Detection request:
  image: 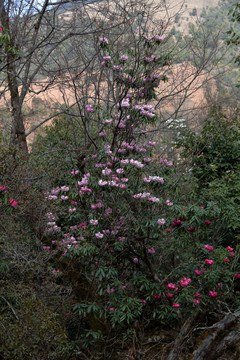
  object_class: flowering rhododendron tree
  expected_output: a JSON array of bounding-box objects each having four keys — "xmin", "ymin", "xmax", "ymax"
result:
[{"xmin": 42, "ymin": 36, "xmax": 240, "ymax": 352}]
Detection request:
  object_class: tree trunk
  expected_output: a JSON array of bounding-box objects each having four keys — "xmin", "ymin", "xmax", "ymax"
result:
[
  {"xmin": 1, "ymin": 6, "xmax": 28, "ymax": 155},
  {"xmin": 192, "ymin": 311, "xmax": 240, "ymax": 360}
]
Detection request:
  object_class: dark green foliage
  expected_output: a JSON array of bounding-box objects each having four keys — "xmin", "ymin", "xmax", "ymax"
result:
[{"xmin": 177, "ymin": 108, "xmax": 240, "ymax": 246}]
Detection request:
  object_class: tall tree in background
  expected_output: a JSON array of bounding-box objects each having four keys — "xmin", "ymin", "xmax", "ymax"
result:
[
  {"xmin": 0, "ymin": 0, "xmax": 134, "ymax": 153},
  {"xmin": 0, "ymin": 0, "xmax": 231, "ymax": 154}
]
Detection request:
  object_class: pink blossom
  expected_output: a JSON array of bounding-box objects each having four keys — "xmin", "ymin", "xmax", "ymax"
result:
[
  {"xmin": 96, "ymin": 200, "xmax": 103, "ymax": 208},
  {"xmin": 194, "ymin": 292, "xmax": 201, "ymax": 298},
  {"xmin": 187, "ymin": 226, "xmax": 195, "ymax": 232},
  {"xmin": 224, "ymin": 257, "xmax": 230, "ymax": 263},
  {"xmin": 205, "ymin": 259, "xmax": 214, "ymax": 265},
  {"xmin": 154, "ymin": 293, "xmax": 161, "ymax": 299},
  {"xmin": 120, "ymin": 55, "xmax": 128, "ymax": 61},
  {"xmin": 148, "ymin": 247, "xmax": 155, "ymax": 254},
  {"xmin": 194, "ymin": 269, "xmax": 203, "ymax": 276},
  {"xmin": 68, "ymin": 208, "xmax": 76, "ymax": 213},
  {"xmin": 90, "ymin": 219, "xmax": 98, "ymax": 225},
  {"xmin": 122, "ymin": 285, "xmax": 127, "ymax": 290},
  {"xmin": 226, "ymin": 246, "xmax": 234, "ymax": 252},
  {"xmin": 204, "ymin": 244, "xmax": 214, "ymax": 251},
  {"xmin": 140, "ymin": 299, "xmax": 147, "ymax": 304},
  {"xmin": 133, "ymin": 257, "xmax": 139, "ymax": 263},
  {"xmin": 60, "ymin": 195, "xmax": 68, "ymax": 200},
  {"xmin": 99, "ymin": 37, "xmax": 108, "ymax": 44},
  {"xmin": 98, "ymin": 180, "xmax": 108, "ymax": 186},
  {"xmin": 166, "ymin": 228, "xmax": 172, "ymax": 233},
  {"xmin": 98, "ymin": 131, "xmax": 106, "ymax": 137},
  {"xmin": 51, "ymin": 188, "xmax": 60, "ymax": 195},
  {"xmin": 52, "ymin": 269, "xmax": 60, "ymax": 275},
  {"xmin": 120, "ymin": 159, "xmax": 129, "ymax": 165},
  {"xmin": 118, "ymin": 237, "xmax": 126, "ymax": 242},
  {"xmin": 121, "ymin": 98, "xmax": 130, "ymax": 108},
  {"xmin": 171, "ymin": 218, "xmax": 182, "ymax": 226},
  {"xmin": 106, "ymin": 288, "xmax": 114, "ymax": 294},
  {"xmin": 154, "ymin": 34, "xmax": 164, "ymax": 42},
  {"xmin": 166, "ymin": 199, "xmax": 173, "ymax": 206},
  {"xmin": 157, "ymin": 218, "xmax": 166, "ymax": 225},
  {"xmin": 102, "ymin": 168, "xmax": 112, "ymax": 176},
  {"xmin": 105, "ymin": 207, "xmax": 112, "ymax": 216},
  {"xmin": 167, "ymin": 283, "xmax": 176, "ymax": 289},
  {"xmin": 180, "ymin": 277, "xmax": 191, "ymax": 287},
  {"xmin": 86, "ymin": 104, "xmax": 94, "ymax": 112},
  {"xmin": 148, "ymin": 197, "xmax": 160, "ymax": 203},
  {"xmin": 103, "ymin": 55, "xmax": 111, "ymax": 61},
  {"xmin": 112, "ymin": 65, "xmax": 123, "ymax": 71},
  {"xmin": 109, "ymin": 307, "xmax": 117, "ymax": 311},
  {"xmin": 79, "ymin": 186, "xmax": 92, "ymax": 195},
  {"xmin": 209, "ymin": 290, "xmax": 218, "ymax": 297},
  {"xmin": 194, "ymin": 299, "xmax": 200, "ymax": 305},
  {"xmin": 8, "ymin": 199, "xmax": 18, "ymax": 208},
  {"xmin": 204, "ymin": 220, "xmax": 212, "ymax": 225},
  {"xmin": 71, "ymin": 169, "xmax": 79, "ymax": 175},
  {"xmin": 95, "ymin": 232, "xmax": 104, "ymax": 239},
  {"xmin": 166, "ymin": 293, "xmax": 174, "ymax": 298},
  {"xmin": 172, "ymin": 304, "xmax": 180, "ymax": 308},
  {"xmin": 234, "ymin": 273, "xmax": 240, "ymax": 279},
  {"xmin": 0, "ymin": 185, "xmax": 7, "ymax": 191}
]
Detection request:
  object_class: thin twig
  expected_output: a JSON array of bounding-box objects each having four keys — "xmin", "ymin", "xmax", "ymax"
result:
[{"xmin": 1, "ymin": 296, "xmax": 19, "ymax": 320}]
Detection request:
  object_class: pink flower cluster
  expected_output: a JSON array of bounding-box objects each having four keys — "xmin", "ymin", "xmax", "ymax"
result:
[
  {"xmin": 9, "ymin": 199, "xmax": 18, "ymax": 208},
  {"xmin": 78, "ymin": 173, "xmax": 90, "ymax": 185},
  {"xmin": 90, "ymin": 219, "xmax": 98, "ymax": 225},
  {"xmin": 171, "ymin": 218, "xmax": 182, "ymax": 226},
  {"xmin": 86, "ymin": 104, "xmax": 94, "ymax": 113},
  {"xmin": 71, "ymin": 169, "xmax": 80, "ymax": 175},
  {"xmin": 112, "ymin": 65, "xmax": 123, "ymax": 71},
  {"xmin": 148, "ymin": 247, "xmax": 155, "ymax": 254},
  {"xmin": 143, "ymin": 176, "xmax": 164, "ymax": 184},
  {"xmin": 160, "ymin": 158, "xmax": 173, "ymax": 167},
  {"xmin": 148, "ymin": 196, "xmax": 160, "ymax": 203},
  {"xmin": 46, "ymin": 221, "xmax": 61, "ymax": 232},
  {"xmin": 120, "ymin": 55, "xmax": 128, "ymax": 61},
  {"xmin": 144, "ymin": 55, "xmax": 158, "ymax": 63},
  {"xmin": 91, "ymin": 200, "xmax": 103, "ymax": 209},
  {"xmin": 99, "ymin": 37, "xmax": 109, "ymax": 44},
  {"xmin": 133, "ymin": 104, "xmax": 155, "ymax": 118},
  {"xmin": 204, "ymin": 244, "xmax": 214, "ymax": 251},
  {"xmin": 133, "ymin": 192, "xmax": 151, "ymax": 199},
  {"xmin": 144, "ymin": 34, "xmax": 164, "ymax": 42},
  {"xmin": 180, "ymin": 277, "xmax": 191, "ymax": 287},
  {"xmin": 166, "ymin": 199, "xmax": 173, "ymax": 206}
]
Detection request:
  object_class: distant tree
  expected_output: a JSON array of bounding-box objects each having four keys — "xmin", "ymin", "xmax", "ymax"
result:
[
  {"xmin": 190, "ymin": 8, "xmax": 197, "ymax": 16},
  {"xmin": 0, "ymin": 0, "xmax": 139, "ymax": 154}
]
